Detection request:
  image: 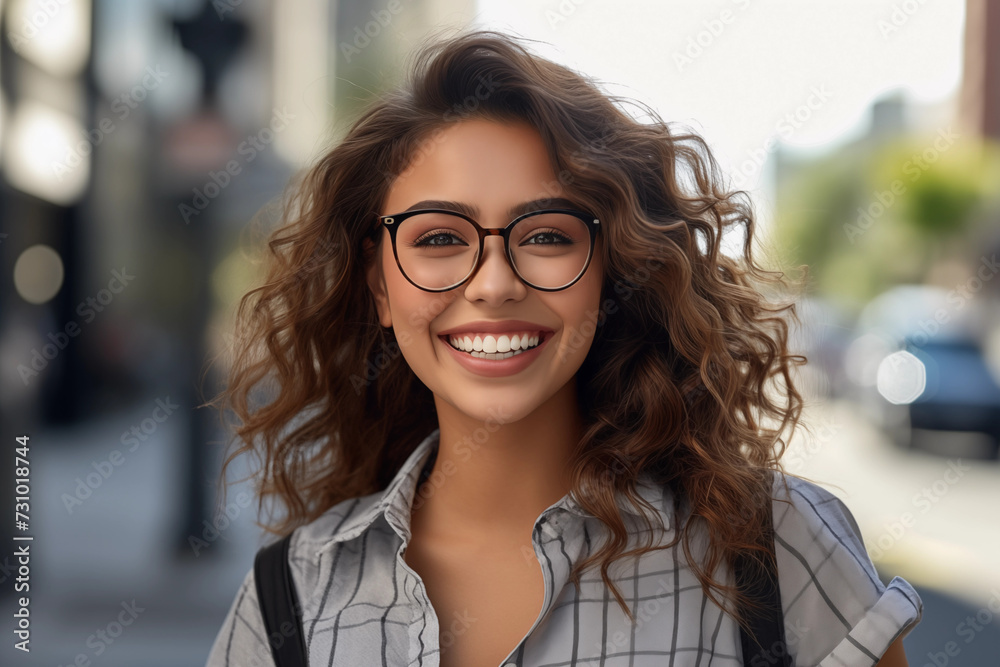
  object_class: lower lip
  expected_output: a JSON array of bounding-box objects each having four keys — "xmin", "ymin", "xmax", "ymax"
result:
[{"xmin": 439, "ymin": 333, "xmax": 552, "ymax": 377}]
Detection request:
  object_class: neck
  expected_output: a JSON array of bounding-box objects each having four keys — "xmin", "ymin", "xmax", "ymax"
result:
[{"xmin": 413, "ymin": 381, "xmax": 583, "ymax": 544}]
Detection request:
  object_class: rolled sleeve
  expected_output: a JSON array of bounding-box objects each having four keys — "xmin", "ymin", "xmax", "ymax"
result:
[{"xmin": 771, "ymin": 473, "xmax": 924, "ymax": 666}]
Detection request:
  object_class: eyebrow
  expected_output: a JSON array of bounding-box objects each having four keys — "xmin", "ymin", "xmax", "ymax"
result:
[{"xmin": 397, "ymin": 197, "xmax": 585, "ymax": 219}]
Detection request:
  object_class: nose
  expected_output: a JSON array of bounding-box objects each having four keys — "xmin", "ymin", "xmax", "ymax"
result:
[{"xmin": 461, "ymin": 235, "xmax": 527, "ymax": 304}]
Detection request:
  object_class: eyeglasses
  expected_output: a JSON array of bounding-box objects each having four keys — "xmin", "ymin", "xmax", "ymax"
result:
[{"xmin": 376, "ymin": 208, "xmax": 601, "ymax": 292}]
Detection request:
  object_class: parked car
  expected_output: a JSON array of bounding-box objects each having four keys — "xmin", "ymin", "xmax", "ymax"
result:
[
  {"xmin": 885, "ymin": 335, "xmax": 1000, "ymax": 458},
  {"xmin": 845, "ymin": 285, "xmax": 1000, "ymax": 458}
]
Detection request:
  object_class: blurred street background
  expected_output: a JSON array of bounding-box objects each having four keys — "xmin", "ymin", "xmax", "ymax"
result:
[{"xmin": 1, "ymin": 0, "xmax": 999, "ymax": 665}]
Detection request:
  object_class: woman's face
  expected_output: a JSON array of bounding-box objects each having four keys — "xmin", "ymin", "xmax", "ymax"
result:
[{"xmin": 365, "ymin": 118, "xmax": 604, "ymax": 426}]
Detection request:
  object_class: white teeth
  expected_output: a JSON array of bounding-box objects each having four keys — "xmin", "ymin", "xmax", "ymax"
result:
[{"xmin": 447, "ymin": 332, "xmax": 544, "ymax": 358}]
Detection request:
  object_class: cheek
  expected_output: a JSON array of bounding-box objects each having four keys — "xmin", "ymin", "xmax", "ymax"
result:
[
  {"xmin": 381, "ymin": 251, "xmax": 423, "ymax": 326},
  {"xmin": 390, "ymin": 285, "xmax": 458, "ymax": 335}
]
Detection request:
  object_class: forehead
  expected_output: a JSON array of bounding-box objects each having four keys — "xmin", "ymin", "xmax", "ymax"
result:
[{"xmin": 383, "ymin": 119, "xmax": 565, "ymax": 215}]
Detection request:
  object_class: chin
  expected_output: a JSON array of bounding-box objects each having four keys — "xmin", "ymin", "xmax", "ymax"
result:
[{"xmin": 442, "ymin": 390, "xmax": 535, "ymax": 427}]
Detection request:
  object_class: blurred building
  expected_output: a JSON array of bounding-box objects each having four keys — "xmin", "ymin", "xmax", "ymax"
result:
[
  {"xmin": 958, "ymin": 0, "xmax": 1000, "ymax": 140},
  {"xmin": 958, "ymin": 0, "xmax": 1000, "ymax": 309}
]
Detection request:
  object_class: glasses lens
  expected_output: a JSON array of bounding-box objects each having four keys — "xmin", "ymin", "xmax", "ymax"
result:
[
  {"xmin": 396, "ymin": 212, "xmax": 479, "ymax": 289},
  {"xmin": 395, "ymin": 211, "xmax": 592, "ymax": 290},
  {"xmin": 509, "ymin": 212, "xmax": 592, "ymax": 289}
]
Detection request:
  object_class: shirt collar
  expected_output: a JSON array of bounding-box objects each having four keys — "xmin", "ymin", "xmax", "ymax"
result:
[{"xmin": 316, "ymin": 428, "xmax": 671, "ymax": 554}]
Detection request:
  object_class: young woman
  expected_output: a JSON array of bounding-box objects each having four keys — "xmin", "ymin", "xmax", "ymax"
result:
[{"xmin": 205, "ymin": 28, "xmax": 922, "ymax": 667}]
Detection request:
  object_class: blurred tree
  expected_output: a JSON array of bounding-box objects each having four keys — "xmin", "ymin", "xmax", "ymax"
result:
[{"xmin": 770, "ymin": 129, "xmax": 1000, "ymax": 310}]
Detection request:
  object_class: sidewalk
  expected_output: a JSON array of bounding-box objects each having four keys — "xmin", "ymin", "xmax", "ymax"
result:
[{"xmin": 0, "ymin": 398, "xmax": 266, "ymax": 667}]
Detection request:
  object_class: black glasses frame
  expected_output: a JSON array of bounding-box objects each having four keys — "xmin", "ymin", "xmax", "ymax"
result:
[{"xmin": 375, "ymin": 208, "xmax": 601, "ymax": 292}]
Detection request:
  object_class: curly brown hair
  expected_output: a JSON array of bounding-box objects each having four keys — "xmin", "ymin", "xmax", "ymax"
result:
[{"xmin": 207, "ymin": 26, "xmax": 816, "ymax": 637}]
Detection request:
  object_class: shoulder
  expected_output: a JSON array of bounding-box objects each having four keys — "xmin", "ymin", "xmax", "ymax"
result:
[
  {"xmin": 284, "ymin": 490, "xmax": 394, "ymax": 617},
  {"xmin": 770, "ymin": 471, "xmax": 867, "ymax": 560},
  {"xmin": 768, "ymin": 471, "xmax": 924, "ymax": 666},
  {"xmin": 205, "ymin": 491, "xmax": 389, "ymax": 667}
]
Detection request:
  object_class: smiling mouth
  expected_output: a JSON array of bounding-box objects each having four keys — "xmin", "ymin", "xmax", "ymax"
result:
[{"xmin": 440, "ymin": 332, "xmax": 547, "ymax": 360}]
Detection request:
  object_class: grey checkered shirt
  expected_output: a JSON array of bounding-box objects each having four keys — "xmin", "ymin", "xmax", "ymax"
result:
[{"xmin": 205, "ymin": 429, "xmax": 922, "ymax": 666}]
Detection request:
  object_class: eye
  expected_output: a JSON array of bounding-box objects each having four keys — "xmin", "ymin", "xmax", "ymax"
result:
[
  {"xmin": 521, "ymin": 229, "xmax": 574, "ymax": 245},
  {"xmin": 412, "ymin": 231, "xmax": 469, "ymax": 247}
]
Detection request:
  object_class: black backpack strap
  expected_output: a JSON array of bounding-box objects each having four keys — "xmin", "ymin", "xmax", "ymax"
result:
[
  {"xmin": 735, "ymin": 478, "xmax": 792, "ymax": 667},
  {"xmin": 254, "ymin": 533, "xmax": 308, "ymax": 667}
]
